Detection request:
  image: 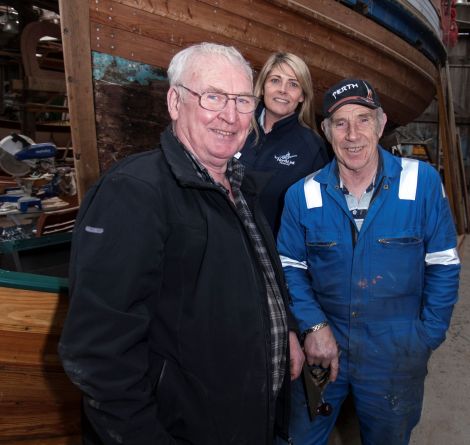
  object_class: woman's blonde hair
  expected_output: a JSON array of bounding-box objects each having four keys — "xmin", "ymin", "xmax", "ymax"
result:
[{"xmin": 255, "ymin": 52, "xmax": 317, "ymax": 131}]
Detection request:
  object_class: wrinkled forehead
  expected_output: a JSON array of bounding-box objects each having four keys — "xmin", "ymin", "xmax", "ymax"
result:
[
  {"xmin": 184, "ymin": 55, "xmax": 252, "ymax": 90},
  {"xmin": 330, "ymin": 103, "xmax": 377, "ymax": 121}
]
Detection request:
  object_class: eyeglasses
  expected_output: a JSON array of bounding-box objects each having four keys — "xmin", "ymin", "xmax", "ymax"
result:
[{"xmin": 177, "ymin": 84, "xmax": 259, "ymax": 114}]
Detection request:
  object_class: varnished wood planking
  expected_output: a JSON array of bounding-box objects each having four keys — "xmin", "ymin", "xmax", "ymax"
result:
[
  {"xmin": 91, "ymin": 0, "xmax": 436, "ymax": 125},
  {"xmin": 116, "ymin": 0, "xmax": 436, "ymax": 86},
  {"xmin": 90, "ymin": 19, "xmax": 181, "ymax": 68},
  {"xmin": 6, "ymin": 437, "xmax": 81, "ymax": 445},
  {"xmin": 0, "ymin": 288, "xmax": 66, "ymax": 335},
  {"xmin": 0, "ymin": 330, "xmax": 62, "ymax": 366},
  {"xmin": 89, "ymin": 0, "xmax": 268, "ymax": 73},
  {"xmin": 1, "ymin": 364, "xmax": 78, "ymax": 400},
  {"xmin": 100, "ymin": 0, "xmax": 432, "ymax": 89},
  {"xmin": 0, "ymin": 380, "xmax": 80, "ymax": 440},
  {"xmin": 0, "ymin": 286, "xmax": 81, "ymax": 442},
  {"xmin": 270, "ymin": 0, "xmax": 436, "ymax": 75}
]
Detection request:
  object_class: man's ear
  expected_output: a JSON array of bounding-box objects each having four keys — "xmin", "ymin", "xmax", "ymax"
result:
[
  {"xmin": 378, "ymin": 112, "xmax": 388, "ymax": 138},
  {"xmin": 167, "ymin": 87, "xmax": 180, "ymax": 120},
  {"xmin": 321, "ymin": 120, "xmax": 331, "ymax": 143}
]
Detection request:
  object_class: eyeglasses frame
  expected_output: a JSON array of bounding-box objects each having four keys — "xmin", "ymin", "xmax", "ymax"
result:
[{"xmin": 176, "ymin": 84, "xmax": 259, "ymax": 114}]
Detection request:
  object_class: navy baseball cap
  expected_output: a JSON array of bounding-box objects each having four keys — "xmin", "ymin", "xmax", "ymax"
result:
[{"xmin": 322, "ymin": 79, "xmax": 381, "ymax": 117}]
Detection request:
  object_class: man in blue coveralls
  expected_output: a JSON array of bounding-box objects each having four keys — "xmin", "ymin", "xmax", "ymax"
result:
[{"xmin": 277, "ymin": 78, "xmax": 460, "ymax": 445}]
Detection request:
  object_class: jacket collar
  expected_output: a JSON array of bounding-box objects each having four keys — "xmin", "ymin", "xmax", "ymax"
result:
[
  {"xmin": 160, "ymin": 125, "xmax": 205, "ymax": 188},
  {"xmin": 160, "ymin": 125, "xmax": 271, "ymax": 195},
  {"xmin": 256, "ymin": 105, "xmax": 299, "ymax": 134}
]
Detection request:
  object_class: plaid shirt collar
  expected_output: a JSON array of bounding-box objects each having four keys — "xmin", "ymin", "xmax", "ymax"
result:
[{"xmin": 181, "ymin": 144, "xmax": 245, "ymax": 196}]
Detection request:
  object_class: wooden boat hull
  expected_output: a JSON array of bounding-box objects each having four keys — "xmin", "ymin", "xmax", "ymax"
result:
[
  {"xmin": 0, "ymin": 275, "xmax": 81, "ymax": 443},
  {"xmin": 87, "ymin": 0, "xmax": 439, "ymax": 127},
  {"xmin": 57, "ymin": 0, "xmax": 445, "ymax": 193}
]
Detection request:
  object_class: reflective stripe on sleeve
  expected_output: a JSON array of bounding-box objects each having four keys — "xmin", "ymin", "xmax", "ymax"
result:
[
  {"xmin": 280, "ymin": 255, "xmax": 308, "ymax": 269},
  {"xmin": 425, "ymin": 248, "xmax": 460, "ymax": 266},
  {"xmin": 399, "ymin": 158, "xmax": 419, "ymax": 201},
  {"xmin": 304, "ymin": 173, "xmax": 322, "ymax": 209}
]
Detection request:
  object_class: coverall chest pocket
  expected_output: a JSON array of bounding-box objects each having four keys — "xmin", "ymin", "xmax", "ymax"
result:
[
  {"xmin": 371, "ymin": 230, "xmax": 424, "ymax": 298},
  {"xmin": 306, "ymin": 230, "xmax": 344, "ymax": 294}
]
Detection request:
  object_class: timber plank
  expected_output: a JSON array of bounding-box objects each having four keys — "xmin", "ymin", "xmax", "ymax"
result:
[
  {"xmin": 118, "ymin": 0, "xmax": 436, "ymax": 82},
  {"xmin": 0, "ymin": 286, "xmax": 81, "ymax": 442},
  {"xmin": 59, "ymin": 0, "xmax": 100, "ymax": 200},
  {"xmin": 0, "ymin": 330, "xmax": 63, "ymax": 366},
  {"xmin": 0, "ymin": 280, "xmax": 79, "ymax": 439},
  {"xmin": 89, "ymin": 0, "xmax": 269, "ymax": 68},
  {"xmin": 445, "ymin": 62, "xmax": 469, "ymax": 233},
  {"xmin": 437, "ymin": 66, "xmax": 460, "ymax": 231},
  {"xmin": 0, "ymin": 288, "xmax": 66, "ymax": 335},
  {"xmin": 0, "ymin": 364, "xmax": 78, "ymax": 404},
  {"xmin": 6, "ymin": 437, "xmax": 81, "ymax": 445},
  {"xmin": 0, "ymin": 332, "xmax": 80, "ymax": 441},
  {"xmin": 13, "ymin": 77, "xmax": 67, "ymax": 94},
  {"xmin": 91, "ymin": 0, "xmax": 431, "ymax": 125},
  {"xmin": 204, "ymin": 0, "xmax": 435, "ymax": 77},
  {"xmin": 90, "ymin": 19, "xmax": 181, "ymax": 68}
]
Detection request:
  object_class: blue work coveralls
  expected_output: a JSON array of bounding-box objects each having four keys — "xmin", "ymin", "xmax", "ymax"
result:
[{"xmin": 277, "ymin": 148, "xmax": 460, "ymax": 445}]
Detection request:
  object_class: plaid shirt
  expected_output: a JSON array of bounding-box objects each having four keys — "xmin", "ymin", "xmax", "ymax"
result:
[{"xmin": 183, "ymin": 148, "xmax": 288, "ymax": 396}]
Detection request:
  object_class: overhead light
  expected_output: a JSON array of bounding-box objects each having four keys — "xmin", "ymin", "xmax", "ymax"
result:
[{"xmin": 40, "ymin": 36, "xmax": 59, "ymax": 42}]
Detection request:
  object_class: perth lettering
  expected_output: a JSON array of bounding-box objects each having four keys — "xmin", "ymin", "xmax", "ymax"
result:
[{"xmin": 332, "ymin": 83, "xmax": 359, "ymax": 99}]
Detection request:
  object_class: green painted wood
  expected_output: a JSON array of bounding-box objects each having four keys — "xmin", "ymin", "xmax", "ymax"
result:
[{"xmin": 0, "ymin": 268, "xmax": 68, "ymax": 293}]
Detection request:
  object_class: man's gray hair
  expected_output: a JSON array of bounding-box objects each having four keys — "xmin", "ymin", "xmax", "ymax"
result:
[
  {"xmin": 167, "ymin": 42, "xmax": 253, "ymax": 86},
  {"xmin": 322, "ymin": 107, "xmax": 385, "ymax": 142}
]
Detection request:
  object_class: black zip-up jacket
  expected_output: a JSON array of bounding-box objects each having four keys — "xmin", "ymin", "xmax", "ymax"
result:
[
  {"xmin": 59, "ymin": 127, "xmax": 295, "ymax": 445},
  {"xmin": 239, "ymin": 108, "xmax": 329, "ymax": 236}
]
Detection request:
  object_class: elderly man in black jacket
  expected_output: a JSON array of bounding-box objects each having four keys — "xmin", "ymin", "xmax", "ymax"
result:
[{"xmin": 59, "ymin": 42, "xmax": 304, "ymax": 445}]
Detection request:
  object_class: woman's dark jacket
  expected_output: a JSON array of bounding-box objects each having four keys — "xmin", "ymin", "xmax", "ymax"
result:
[
  {"xmin": 239, "ymin": 108, "xmax": 329, "ymax": 235},
  {"xmin": 59, "ymin": 127, "xmax": 295, "ymax": 445}
]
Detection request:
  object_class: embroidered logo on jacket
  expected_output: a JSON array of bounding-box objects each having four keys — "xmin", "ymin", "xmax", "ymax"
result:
[{"xmin": 274, "ymin": 152, "xmax": 297, "ymax": 166}]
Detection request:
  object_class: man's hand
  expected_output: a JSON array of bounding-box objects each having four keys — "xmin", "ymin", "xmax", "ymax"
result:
[
  {"xmin": 289, "ymin": 331, "xmax": 305, "ymax": 380},
  {"xmin": 303, "ymin": 326, "xmax": 340, "ymax": 382}
]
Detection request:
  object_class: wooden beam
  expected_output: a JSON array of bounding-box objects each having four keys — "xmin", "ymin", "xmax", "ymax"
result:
[
  {"xmin": 445, "ymin": 62, "xmax": 469, "ymax": 234},
  {"xmin": 457, "ymin": 234, "xmax": 466, "ymax": 260},
  {"xmin": 59, "ymin": 0, "xmax": 100, "ymax": 202},
  {"xmin": 436, "ymin": 64, "xmax": 467, "ymax": 235},
  {"xmin": 21, "ymin": 102, "xmax": 68, "ymax": 113},
  {"xmin": 6, "ymin": 437, "xmax": 80, "ymax": 445},
  {"xmin": 437, "ymin": 67, "xmax": 457, "ymax": 226}
]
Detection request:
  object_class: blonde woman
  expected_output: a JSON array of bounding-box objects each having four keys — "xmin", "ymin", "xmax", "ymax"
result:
[{"xmin": 238, "ymin": 52, "xmax": 329, "ymax": 235}]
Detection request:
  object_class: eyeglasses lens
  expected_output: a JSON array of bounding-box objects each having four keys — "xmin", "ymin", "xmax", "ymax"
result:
[{"xmin": 200, "ymin": 92, "xmax": 257, "ymax": 113}]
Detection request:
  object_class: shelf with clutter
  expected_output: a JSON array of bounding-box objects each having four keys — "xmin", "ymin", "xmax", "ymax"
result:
[{"xmin": 0, "ymin": 133, "xmax": 77, "ymax": 244}]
